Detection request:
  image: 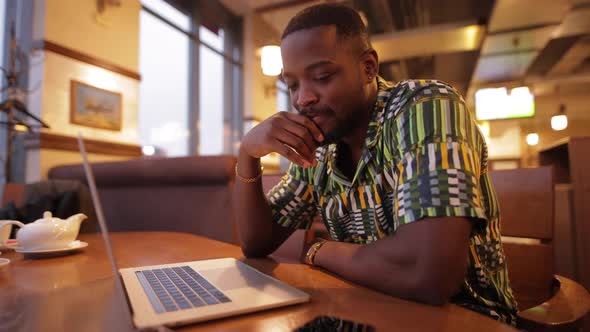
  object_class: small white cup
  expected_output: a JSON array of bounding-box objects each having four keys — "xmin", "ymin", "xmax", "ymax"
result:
[{"xmin": 0, "ymin": 221, "xmax": 24, "ymax": 247}]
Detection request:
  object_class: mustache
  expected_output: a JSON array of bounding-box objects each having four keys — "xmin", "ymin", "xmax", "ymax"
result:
[
  {"xmin": 297, "ymin": 108, "xmax": 330, "ymax": 144},
  {"xmin": 298, "ymin": 107, "xmax": 329, "ymax": 118},
  {"xmin": 297, "ymin": 108, "xmax": 317, "ymax": 117}
]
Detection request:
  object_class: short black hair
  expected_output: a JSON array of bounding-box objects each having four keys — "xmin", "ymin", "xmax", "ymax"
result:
[{"xmin": 281, "ymin": 3, "xmax": 370, "ymax": 51}]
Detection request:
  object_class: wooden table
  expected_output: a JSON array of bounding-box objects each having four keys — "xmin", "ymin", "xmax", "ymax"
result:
[{"xmin": 0, "ymin": 232, "xmax": 517, "ymax": 331}]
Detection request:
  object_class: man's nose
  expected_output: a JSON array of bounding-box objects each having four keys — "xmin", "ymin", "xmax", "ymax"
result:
[{"xmin": 296, "ymin": 86, "xmax": 318, "ymax": 109}]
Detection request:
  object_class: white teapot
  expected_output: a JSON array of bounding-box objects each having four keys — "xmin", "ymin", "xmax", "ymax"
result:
[
  {"xmin": 13, "ymin": 211, "xmax": 87, "ymax": 250},
  {"xmin": 0, "ymin": 220, "xmax": 24, "ymax": 246}
]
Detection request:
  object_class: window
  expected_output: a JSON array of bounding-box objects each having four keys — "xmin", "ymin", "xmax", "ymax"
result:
[
  {"xmin": 139, "ymin": 0, "xmax": 190, "ymax": 157},
  {"xmin": 276, "ymin": 80, "xmax": 289, "ymax": 112},
  {"xmin": 198, "ymin": 26, "xmax": 224, "ymax": 155},
  {"xmin": 0, "ymin": 0, "xmax": 5, "ymax": 68},
  {"xmin": 276, "ymin": 80, "xmax": 291, "ymax": 171},
  {"xmin": 0, "ymin": 0, "xmax": 6, "ymax": 187},
  {"xmin": 139, "ymin": 0, "xmax": 242, "ymax": 157}
]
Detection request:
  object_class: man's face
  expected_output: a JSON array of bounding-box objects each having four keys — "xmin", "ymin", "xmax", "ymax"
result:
[{"xmin": 281, "ymin": 26, "xmax": 369, "ymax": 144}]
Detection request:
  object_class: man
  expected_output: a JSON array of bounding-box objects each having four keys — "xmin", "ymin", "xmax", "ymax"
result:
[{"xmin": 234, "ymin": 3, "xmax": 517, "ymax": 326}]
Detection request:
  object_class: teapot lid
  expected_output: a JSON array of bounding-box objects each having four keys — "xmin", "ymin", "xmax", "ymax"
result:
[{"xmin": 37, "ymin": 211, "xmax": 62, "ymax": 223}]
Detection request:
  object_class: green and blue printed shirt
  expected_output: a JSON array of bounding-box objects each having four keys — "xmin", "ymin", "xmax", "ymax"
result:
[{"xmin": 266, "ymin": 77, "xmax": 518, "ymax": 325}]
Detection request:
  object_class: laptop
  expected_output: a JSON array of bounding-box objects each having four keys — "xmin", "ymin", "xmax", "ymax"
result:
[{"xmin": 77, "ymin": 134, "xmax": 310, "ymax": 330}]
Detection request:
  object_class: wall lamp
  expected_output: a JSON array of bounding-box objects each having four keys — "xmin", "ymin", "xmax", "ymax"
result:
[{"xmin": 261, "ymin": 45, "xmax": 282, "ymax": 76}]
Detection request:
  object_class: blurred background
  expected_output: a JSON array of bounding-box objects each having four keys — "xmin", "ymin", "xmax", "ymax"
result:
[
  {"xmin": 2, "ymin": 2, "xmax": 590, "ymax": 326},
  {"xmin": 0, "ymin": 0, "xmax": 589, "ymax": 185}
]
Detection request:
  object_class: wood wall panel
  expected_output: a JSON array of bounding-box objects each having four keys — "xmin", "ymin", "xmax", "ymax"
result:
[
  {"xmin": 33, "ymin": 40, "xmax": 141, "ymax": 81},
  {"xmin": 38, "ymin": 132, "xmax": 141, "ymax": 157},
  {"xmin": 490, "ymin": 167, "xmax": 554, "ymax": 239}
]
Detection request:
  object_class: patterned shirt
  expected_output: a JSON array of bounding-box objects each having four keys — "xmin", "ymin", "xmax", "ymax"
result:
[{"xmin": 266, "ymin": 77, "xmax": 518, "ymax": 325}]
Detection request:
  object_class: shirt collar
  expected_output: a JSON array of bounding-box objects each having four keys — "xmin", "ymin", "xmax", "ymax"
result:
[
  {"xmin": 365, "ymin": 76, "xmax": 395, "ymax": 148},
  {"xmin": 321, "ymin": 76, "xmax": 395, "ymax": 184}
]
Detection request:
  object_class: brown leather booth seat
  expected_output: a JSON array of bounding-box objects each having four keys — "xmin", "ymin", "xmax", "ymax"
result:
[{"xmin": 48, "ymin": 155, "xmax": 237, "ymax": 244}]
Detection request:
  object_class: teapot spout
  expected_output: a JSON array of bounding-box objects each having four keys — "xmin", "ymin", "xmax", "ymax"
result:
[{"xmin": 67, "ymin": 213, "xmax": 87, "ymax": 233}]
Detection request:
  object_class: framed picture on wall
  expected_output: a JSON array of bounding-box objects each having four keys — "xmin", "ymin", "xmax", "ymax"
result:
[{"xmin": 70, "ymin": 80, "xmax": 122, "ymax": 131}]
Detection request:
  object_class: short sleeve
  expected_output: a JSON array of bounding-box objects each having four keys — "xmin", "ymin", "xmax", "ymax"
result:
[
  {"xmin": 385, "ymin": 89, "xmax": 489, "ymax": 233},
  {"xmin": 266, "ymin": 164, "xmax": 317, "ymax": 230}
]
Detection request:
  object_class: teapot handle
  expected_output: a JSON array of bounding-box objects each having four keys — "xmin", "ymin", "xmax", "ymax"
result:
[{"xmin": 0, "ymin": 220, "xmax": 26, "ymax": 229}]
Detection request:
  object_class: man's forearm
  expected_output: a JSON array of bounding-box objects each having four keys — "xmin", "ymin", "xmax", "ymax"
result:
[
  {"xmin": 312, "ymin": 238, "xmax": 426, "ymax": 303},
  {"xmin": 312, "ymin": 218, "xmax": 471, "ymax": 305},
  {"xmin": 233, "ymin": 151, "xmax": 293, "ymax": 257}
]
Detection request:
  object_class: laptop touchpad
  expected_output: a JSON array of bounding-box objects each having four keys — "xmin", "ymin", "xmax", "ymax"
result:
[{"xmin": 199, "ymin": 266, "xmax": 270, "ymax": 291}]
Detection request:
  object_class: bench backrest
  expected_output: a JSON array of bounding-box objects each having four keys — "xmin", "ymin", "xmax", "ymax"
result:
[{"xmin": 489, "ymin": 166, "xmax": 554, "ymax": 310}]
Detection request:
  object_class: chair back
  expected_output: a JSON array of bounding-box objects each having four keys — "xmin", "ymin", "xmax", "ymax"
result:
[
  {"xmin": 489, "ymin": 167, "xmax": 554, "ymax": 310},
  {"xmin": 1, "ymin": 183, "xmax": 25, "ymax": 208},
  {"xmin": 49, "ymin": 156, "xmax": 238, "ymax": 244}
]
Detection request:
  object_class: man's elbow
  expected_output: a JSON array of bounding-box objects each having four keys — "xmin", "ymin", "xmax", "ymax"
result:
[
  {"xmin": 240, "ymin": 244, "xmax": 271, "ymax": 258},
  {"xmin": 413, "ymin": 268, "xmax": 466, "ymax": 306},
  {"xmin": 416, "ymin": 285, "xmax": 453, "ymax": 306}
]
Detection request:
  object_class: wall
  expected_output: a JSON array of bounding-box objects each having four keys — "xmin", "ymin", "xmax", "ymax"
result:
[
  {"xmin": 43, "ymin": 0, "xmax": 140, "ymax": 72},
  {"xmin": 485, "ymin": 120, "xmax": 522, "ymax": 159},
  {"xmin": 484, "ymin": 89, "xmax": 590, "ymax": 167},
  {"xmin": 242, "ymin": 11, "xmax": 283, "ymax": 171},
  {"xmin": 25, "ymin": 0, "xmax": 142, "ymax": 182},
  {"xmin": 243, "ymin": 12, "xmax": 281, "ymax": 122},
  {"xmin": 33, "ymin": 51, "xmax": 139, "ymax": 143},
  {"xmin": 526, "ymin": 91, "xmax": 590, "ymax": 143},
  {"xmin": 524, "ymin": 91, "xmax": 590, "ymax": 165}
]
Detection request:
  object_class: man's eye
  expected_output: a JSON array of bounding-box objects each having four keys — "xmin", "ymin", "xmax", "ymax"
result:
[
  {"xmin": 315, "ymin": 73, "xmax": 333, "ymax": 81},
  {"xmin": 287, "ymin": 84, "xmax": 298, "ymax": 91}
]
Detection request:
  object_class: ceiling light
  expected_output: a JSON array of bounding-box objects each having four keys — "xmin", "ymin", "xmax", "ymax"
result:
[
  {"xmin": 475, "ymin": 86, "xmax": 535, "ymax": 120},
  {"xmin": 551, "ymin": 104, "xmax": 568, "ymax": 131},
  {"xmin": 14, "ymin": 124, "xmax": 28, "ymax": 132},
  {"xmin": 261, "ymin": 45, "xmax": 282, "ymax": 76},
  {"xmin": 142, "ymin": 145, "xmax": 155, "ymax": 156},
  {"xmin": 526, "ymin": 133, "xmax": 539, "ymax": 146}
]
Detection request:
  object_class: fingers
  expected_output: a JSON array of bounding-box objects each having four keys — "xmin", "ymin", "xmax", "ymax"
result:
[
  {"xmin": 280, "ymin": 123, "xmax": 318, "ymax": 162},
  {"xmin": 242, "ymin": 112, "xmax": 323, "ymax": 168},
  {"xmin": 267, "ymin": 113, "xmax": 324, "ymax": 167},
  {"xmin": 273, "ymin": 129, "xmax": 316, "ymax": 165},
  {"xmin": 282, "ymin": 112, "xmax": 324, "ymax": 143},
  {"xmin": 270, "ymin": 140, "xmax": 311, "ymax": 168}
]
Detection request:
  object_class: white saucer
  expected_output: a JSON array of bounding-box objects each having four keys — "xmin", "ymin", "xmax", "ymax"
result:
[
  {"xmin": 14, "ymin": 241, "xmax": 88, "ymax": 255},
  {"xmin": 0, "ymin": 258, "xmax": 9, "ymax": 269},
  {"xmin": 0, "ymin": 240, "xmax": 19, "ymax": 251}
]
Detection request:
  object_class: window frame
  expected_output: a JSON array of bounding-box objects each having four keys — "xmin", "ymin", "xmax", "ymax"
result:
[{"xmin": 140, "ymin": 0, "xmax": 243, "ymax": 155}]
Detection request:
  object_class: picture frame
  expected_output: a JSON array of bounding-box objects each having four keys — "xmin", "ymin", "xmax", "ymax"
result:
[{"xmin": 70, "ymin": 80, "xmax": 122, "ymax": 131}]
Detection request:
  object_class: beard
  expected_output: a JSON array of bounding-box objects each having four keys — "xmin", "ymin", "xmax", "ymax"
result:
[
  {"xmin": 302, "ymin": 108, "xmax": 339, "ymax": 146},
  {"xmin": 305, "ymin": 107, "xmax": 364, "ymax": 146},
  {"xmin": 300, "ymin": 85, "xmax": 369, "ymax": 146},
  {"xmin": 320, "ymin": 118, "xmax": 351, "ymax": 145}
]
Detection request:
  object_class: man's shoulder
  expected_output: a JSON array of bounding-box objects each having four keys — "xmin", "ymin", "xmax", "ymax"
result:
[
  {"xmin": 383, "ymin": 79, "xmax": 464, "ymax": 120},
  {"xmin": 389, "ymin": 79, "xmax": 463, "ymax": 98}
]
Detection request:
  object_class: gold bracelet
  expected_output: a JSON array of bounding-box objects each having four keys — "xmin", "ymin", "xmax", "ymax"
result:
[
  {"xmin": 305, "ymin": 239, "xmax": 327, "ymax": 266},
  {"xmin": 235, "ymin": 163, "xmax": 264, "ymax": 183}
]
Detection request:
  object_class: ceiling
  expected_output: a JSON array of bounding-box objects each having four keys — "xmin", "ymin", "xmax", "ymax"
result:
[{"xmin": 221, "ymin": 0, "xmax": 590, "ymax": 98}]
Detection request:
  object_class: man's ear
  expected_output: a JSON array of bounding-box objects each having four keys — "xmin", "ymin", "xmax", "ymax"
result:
[{"xmin": 361, "ymin": 49, "xmax": 379, "ymax": 83}]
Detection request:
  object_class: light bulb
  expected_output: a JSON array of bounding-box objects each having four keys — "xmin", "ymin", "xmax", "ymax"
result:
[
  {"xmin": 142, "ymin": 145, "xmax": 156, "ymax": 156},
  {"xmin": 551, "ymin": 114, "xmax": 568, "ymax": 131},
  {"xmin": 261, "ymin": 46, "xmax": 282, "ymax": 76},
  {"xmin": 526, "ymin": 133, "xmax": 539, "ymax": 146},
  {"xmin": 14, "ymin": 124, "xmax": 28, "ymax": 132}
]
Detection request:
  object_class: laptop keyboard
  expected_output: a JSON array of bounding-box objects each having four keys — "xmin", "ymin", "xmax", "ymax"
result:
[{"xmin": 135, "ymin": 266, "xmax": 231, "ymax": 313}]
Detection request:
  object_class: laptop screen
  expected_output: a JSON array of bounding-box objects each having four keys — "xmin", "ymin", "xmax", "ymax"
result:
[{"xmin": 77, "ymin": 134, "xmax": 136, "ymax": 331}]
